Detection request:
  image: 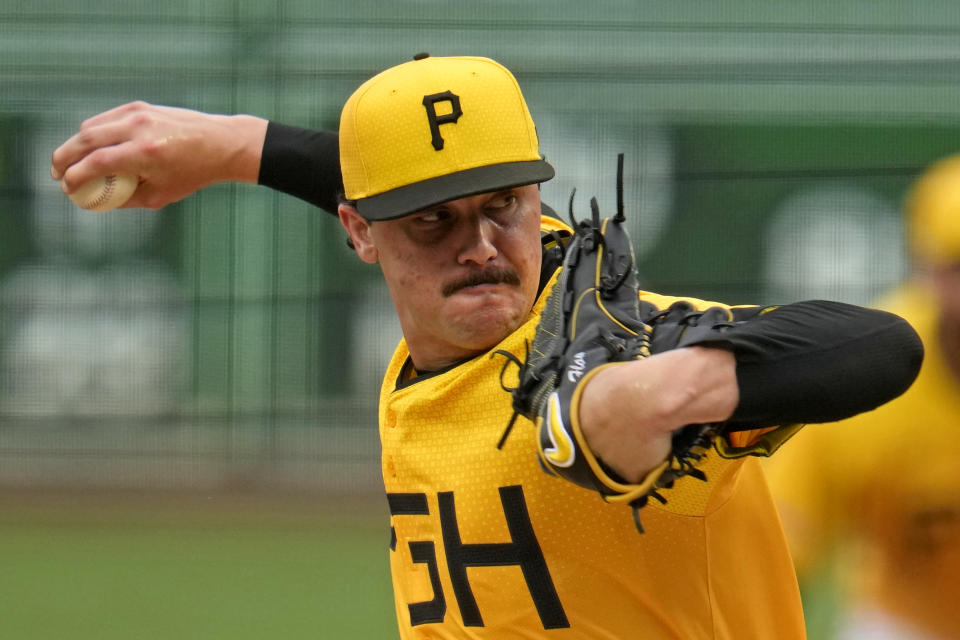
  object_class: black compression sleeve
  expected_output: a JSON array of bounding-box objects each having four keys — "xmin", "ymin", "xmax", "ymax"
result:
[
  {"xmin": 257, "ymin": 122, "xmax": 342, "ymax": 215},
  {"xmin": 718, "ymin": 300, "xmax": 924, "ymax": 430}
]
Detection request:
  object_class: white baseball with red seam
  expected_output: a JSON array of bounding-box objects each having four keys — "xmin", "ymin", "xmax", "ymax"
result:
[{"xmin": 66, "ymin": 173, "xmax": 138, "ymax": 211}]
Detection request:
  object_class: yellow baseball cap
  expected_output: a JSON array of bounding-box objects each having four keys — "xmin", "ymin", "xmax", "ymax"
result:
[
  {"xmin": 907, "ymin": 153, "xmax": 960, "ymax": 264},
  {"xmin": 339, "ymin": 54, "xmax": 555, "ymax": 220}
]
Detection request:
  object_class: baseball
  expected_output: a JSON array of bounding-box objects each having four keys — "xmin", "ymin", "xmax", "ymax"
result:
[{"xmin": 66, "ymin": 173, "xmax": 138, "ymax": 212}]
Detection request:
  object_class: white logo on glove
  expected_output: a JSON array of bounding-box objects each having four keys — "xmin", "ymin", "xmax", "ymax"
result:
[
  {"xmin": 543, "ymin": 392, "xmax": 576, "ymax": 468},
  {"xmin": 566, "ymin": 351, "xmax": 587, "ymax": 383}
]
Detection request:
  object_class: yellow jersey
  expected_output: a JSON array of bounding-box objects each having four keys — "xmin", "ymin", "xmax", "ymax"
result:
[{"xmin": 379, "ymin": 247, "xmax": 806, "ymax": 638}]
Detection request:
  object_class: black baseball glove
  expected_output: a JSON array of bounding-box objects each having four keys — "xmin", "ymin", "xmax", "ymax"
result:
[{"xmin": 495, "ymin": 156, "xmax": 731, "ymax": 531}]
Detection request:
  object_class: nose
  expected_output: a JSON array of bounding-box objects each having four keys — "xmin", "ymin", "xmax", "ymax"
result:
[{"xmin": 458, "ymin": 215, "xmax": 499, "ymax": 265}]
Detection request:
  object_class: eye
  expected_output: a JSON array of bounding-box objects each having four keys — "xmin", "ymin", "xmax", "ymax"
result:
[
  {"xmin": 416, "ymin": 209, "xmax": 450, "ymax": 224},
  {"xmin": 486, "ymin": 193, "xmax": 517, "ymax": 212}
]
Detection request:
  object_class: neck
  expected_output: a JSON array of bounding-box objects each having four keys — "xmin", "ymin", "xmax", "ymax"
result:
[{"xmin": 408, "ymin": 351, "xmax": 477, "ymax": 375}]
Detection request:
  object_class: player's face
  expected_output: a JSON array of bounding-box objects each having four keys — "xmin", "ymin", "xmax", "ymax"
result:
[{"xmin": 340, "ymin": 185, "xmax": 543, "ymax": 371}]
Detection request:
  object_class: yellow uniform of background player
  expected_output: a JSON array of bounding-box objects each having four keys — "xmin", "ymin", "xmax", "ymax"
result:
[
  {"xmin": 766, "ymin": 155, "xmax": 960, "ymax": 640},
  {"xmin": 50, "ymin": 56, "xmax": 923, "ymax": 639}
]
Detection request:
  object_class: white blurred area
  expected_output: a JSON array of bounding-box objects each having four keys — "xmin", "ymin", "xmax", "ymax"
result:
[
  {"xmin": 0, "ymin": 263, "xmax": 183, "ymax": 419},
  {"xmin": 0, "ymin": 132, "xmax": 184, "ymax": 421},
  {"xmin": 763, "ymin": 184, "xmax": 907, "ymax": 305}
]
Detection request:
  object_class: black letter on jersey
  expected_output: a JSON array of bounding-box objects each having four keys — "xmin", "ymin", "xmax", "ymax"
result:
[
  {"xmin": 422, "ymin": 91, "xmax": 462, "ymax": 150},
  {"xmin": 438, "ymin": 486, "xmax": 569, "ymax": 629},
  {"xmin": 387, "ymin": 493, "xmax": 446, "ymax": 625}
]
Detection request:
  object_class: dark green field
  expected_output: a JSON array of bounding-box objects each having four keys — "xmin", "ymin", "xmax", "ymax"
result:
[{"xmin": 0, "ymin": 490, "xmax": 397, "ymax": 639}]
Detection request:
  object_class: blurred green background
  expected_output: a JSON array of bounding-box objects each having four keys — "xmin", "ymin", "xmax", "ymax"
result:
[{"xmin": 2, "ymin": 1, "xmax": 960, "ymax": 638}]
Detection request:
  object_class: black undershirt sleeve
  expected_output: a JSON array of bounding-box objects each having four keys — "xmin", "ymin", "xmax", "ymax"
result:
[
  {"xmin": 257, "ymin": 121, "xmax": 343, "ymax": 215},
  {"xmin": 717, "ymin": 300, "xmax": 924, "ymax": 430}
]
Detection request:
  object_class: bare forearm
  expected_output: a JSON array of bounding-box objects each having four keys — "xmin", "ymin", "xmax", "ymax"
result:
[
  {"xmin": 578, "ymin": 346, "xmax": 738, "ymax": 483},
  {"xmin": 52, "ymin": 102, "xmax": 269, "ymax": 209}
]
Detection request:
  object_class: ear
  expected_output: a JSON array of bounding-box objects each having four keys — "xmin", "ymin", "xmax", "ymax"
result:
[{"xmin": 338, "ymin": 204, "xmax": 378, "ymax": 264}]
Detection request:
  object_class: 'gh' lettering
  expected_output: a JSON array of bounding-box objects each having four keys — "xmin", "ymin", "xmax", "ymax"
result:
[
  {"xmin": 387, "ymin": 486, "xmax": 570, "ymax": 629},
  {"xmin": 422, "ymin": 91, "xmax": 463, "ymax": 150}
]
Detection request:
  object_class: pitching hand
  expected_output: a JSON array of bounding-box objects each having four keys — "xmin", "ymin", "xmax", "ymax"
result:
[{"xmin": 51, "ymin": 101, "xmax": 268, "ymax": 209}]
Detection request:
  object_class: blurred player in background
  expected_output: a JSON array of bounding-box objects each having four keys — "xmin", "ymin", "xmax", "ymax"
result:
[
  {"xmin": 765, "ymin": 154, "xmax": 960, "ymax": 640},
  {"xmin": 51, "ymin": 56, "xmax": 924, "ymax": 639}
]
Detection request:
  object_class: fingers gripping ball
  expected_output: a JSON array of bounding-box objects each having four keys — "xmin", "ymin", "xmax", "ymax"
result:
[{"xmin": 66, "ymin": 173, "xmax": 138, "ymax": 211}]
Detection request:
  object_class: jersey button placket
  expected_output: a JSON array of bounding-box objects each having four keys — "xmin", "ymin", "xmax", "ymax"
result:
[{"xmin": 384, "ymin": 408, "xmax": 399, "ymax": 479}]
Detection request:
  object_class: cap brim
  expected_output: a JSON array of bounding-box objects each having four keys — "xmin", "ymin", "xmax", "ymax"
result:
[{"xmin": 354, "ymin": 159, "xmax": 555, "ymax": 221}]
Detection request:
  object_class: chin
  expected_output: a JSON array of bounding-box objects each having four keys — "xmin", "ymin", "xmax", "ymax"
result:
[
  {"xmin": 459, "ymin": 311, "xmax": 525, "ymax": 352},
  {"xmin": 439, "ymin": 290, "xmax": 534, "ymax": 349}
]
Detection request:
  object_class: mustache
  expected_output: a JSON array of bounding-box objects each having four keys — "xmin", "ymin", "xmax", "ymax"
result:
[{"xmin": 442, "ymin": 267, "xmax": 522, "ymax": 297}]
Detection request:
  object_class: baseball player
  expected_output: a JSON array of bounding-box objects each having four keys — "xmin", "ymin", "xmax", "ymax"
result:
[
  {"xmin": 52, "ymin": 55, "xmax": 923, "ymax": 639},
  {"xmin": 766, "ymin": 155, "xmax": 960, "ymax": 640}
]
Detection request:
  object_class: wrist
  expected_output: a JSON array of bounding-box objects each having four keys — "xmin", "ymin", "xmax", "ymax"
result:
[
  {"xmin": 578, "ymin": 362, "xmax": 673, "ymax": 483},
  {"xmin": 217, "ymin": 114, "xmax": 268, "ymax": 184}
]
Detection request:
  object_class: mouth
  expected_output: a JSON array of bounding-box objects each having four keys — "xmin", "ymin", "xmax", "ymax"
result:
[{"xmin": 442, "ymin": 267, "xmax": 521, "ymax": 297}]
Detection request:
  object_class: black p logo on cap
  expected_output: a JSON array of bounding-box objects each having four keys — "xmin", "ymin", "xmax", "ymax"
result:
[{"xmin": 422, "ymin": 91, "xmax": 463, "ymax": 151}]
